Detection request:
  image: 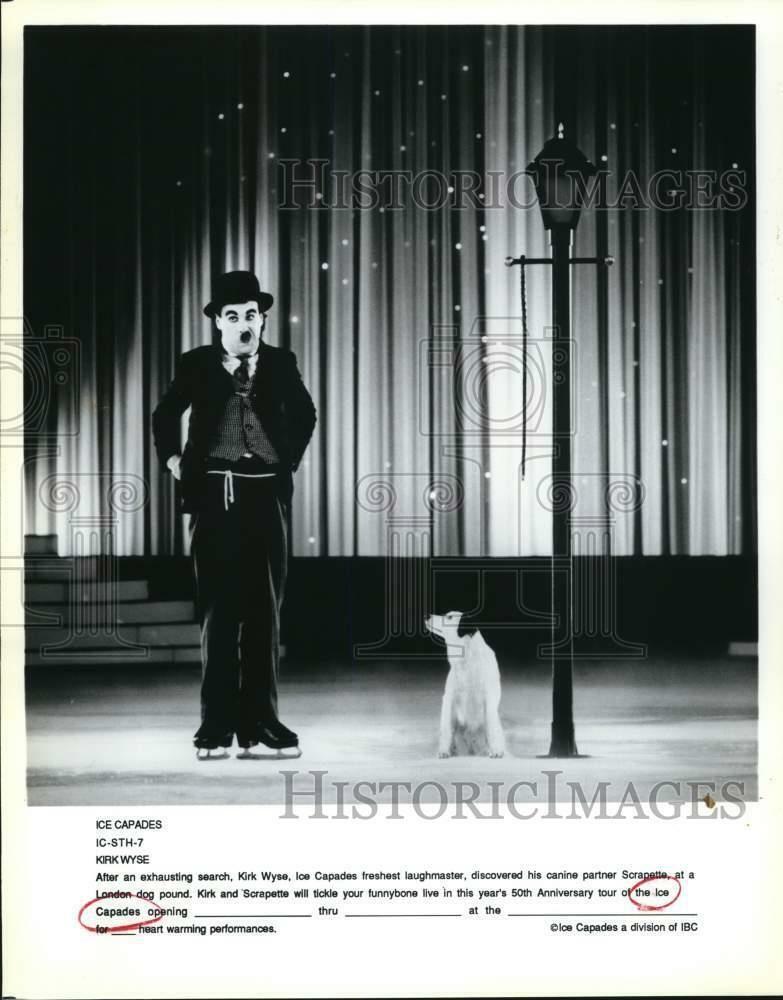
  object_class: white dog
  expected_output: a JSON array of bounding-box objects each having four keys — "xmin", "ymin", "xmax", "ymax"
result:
[{"xmin": 424, "ymin": 611, "xmax": 505, "ymax": 758}]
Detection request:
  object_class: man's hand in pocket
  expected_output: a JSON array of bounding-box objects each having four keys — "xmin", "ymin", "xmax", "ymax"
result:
[{"xmin": 167, "ymin": 454, "xmax": 183, "ymax": 481}]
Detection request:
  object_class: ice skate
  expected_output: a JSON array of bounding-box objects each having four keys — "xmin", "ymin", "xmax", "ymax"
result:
[
  {"xmin": 236, "ymin": 720, "xmax": 301, "ymax": 760},
  {"xmin": 236, "ymin": 745, "xmax": 302, "ymax": 760},
  {"xmin": 194, "ymin": 730, "xmax": 233, "ymax": 761},
  {"xmin": 196, "ymin": 747, "xmax": 231, "ymax": 761}
]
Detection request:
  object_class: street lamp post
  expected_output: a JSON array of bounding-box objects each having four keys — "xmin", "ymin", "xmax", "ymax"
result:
[
  {"xmin": 547, "ymin": 219, "xmax": 579, "ymax": 756},
  {"xmin": 505, "ymin": 124, "xmax": 613, "ymax": 758}
]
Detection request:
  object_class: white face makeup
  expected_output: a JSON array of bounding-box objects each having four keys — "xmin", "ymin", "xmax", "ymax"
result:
[{"xmin": 214, "ymin": 300, "xmax": 266, "ymax": 356}]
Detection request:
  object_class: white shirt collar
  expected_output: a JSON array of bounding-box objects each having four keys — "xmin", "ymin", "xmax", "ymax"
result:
[{"xmin": 221, "ymin": 350, "xmax": 259, "ymax": 377}]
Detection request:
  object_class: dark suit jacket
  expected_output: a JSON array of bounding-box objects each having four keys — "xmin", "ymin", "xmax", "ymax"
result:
[{"xmin": 152, "ymin": 342, "xmax": 317, "ymax": 514}]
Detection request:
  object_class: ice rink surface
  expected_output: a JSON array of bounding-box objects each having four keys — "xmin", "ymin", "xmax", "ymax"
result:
[{"xmin": 25, "ymin": 656, "xmax": 757, "ymax": 807}]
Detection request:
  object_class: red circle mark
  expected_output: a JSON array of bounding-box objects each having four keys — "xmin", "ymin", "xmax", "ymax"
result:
[
  {"xmin": 627, "ymin": 875, "xmax": 682, "ymax": 912},
  {"xmin": 78, "ymin": 893, "xmax": 165, "ymax": 933}
]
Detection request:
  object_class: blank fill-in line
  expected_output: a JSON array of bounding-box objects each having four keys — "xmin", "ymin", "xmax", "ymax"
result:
[
  {"xmin": 345, "ymin": 913, "xmax": 462, "ymax": 918},
  {"xmin": 194, "ymin": 914, "xmax": 312, "ymax": 919},
  {"xmin": 508, "ymin": 912, "xmax": 699, "ymax": 917}
]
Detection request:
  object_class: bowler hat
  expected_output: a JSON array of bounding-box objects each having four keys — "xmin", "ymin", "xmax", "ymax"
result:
[{"xmin": 203, "ymin": 271, "xmax": 274, "ymax": 318}]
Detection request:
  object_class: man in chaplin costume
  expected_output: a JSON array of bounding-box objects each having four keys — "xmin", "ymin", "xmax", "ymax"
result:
[{"xmin": 152, "ymin": 271, "xmax": 316, "ymax": 759}]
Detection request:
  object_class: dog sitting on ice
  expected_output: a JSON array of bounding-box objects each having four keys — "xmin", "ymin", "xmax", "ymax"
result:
[{"xmin": 424, "ymin": 611, "xmax": 505, "ymax": 758}]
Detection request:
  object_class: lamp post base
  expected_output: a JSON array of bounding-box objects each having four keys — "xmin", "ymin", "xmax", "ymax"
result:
[{"xmin": 536, "ymin": 722, "xmax": 590, "ymax": 759}]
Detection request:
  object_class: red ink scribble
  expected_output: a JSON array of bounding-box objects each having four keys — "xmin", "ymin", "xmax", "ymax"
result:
[
  {"xmin": 627, "ymin": 874, "xmax": 682, "ymax": 912},
  {"xmin": 78, "ymin": 893, "xmax": 164, "ymax": 933}
]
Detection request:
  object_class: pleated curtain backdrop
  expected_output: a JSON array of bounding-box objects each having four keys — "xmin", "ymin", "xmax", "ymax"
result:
[{"xmin": 23, "ymin": 25, "xmax": 755, "ymax": 557}]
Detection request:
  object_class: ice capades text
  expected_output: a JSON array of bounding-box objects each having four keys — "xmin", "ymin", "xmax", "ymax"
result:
[{"xmin": 279, "ymin": 770, "xmax": 746, "ymax": 820}]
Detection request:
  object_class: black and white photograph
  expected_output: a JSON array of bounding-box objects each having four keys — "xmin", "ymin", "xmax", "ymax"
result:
[
  {"xmin": 4, "ymin": 3, "xmax": 783, "ymax": 998},
  {"xmin": 17, "ymin": 21, "xmax": 759, "ymax": 810}
]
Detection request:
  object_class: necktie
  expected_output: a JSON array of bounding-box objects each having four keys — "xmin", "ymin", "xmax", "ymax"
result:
[{"xmin": 235, "ymin": 357, "xmax": 250, "ymax": 390}]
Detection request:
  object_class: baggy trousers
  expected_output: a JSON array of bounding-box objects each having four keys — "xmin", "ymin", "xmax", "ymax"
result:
[{"xmin": 189, "ymin": 469, "xmax": 288, "ymax": 747}]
